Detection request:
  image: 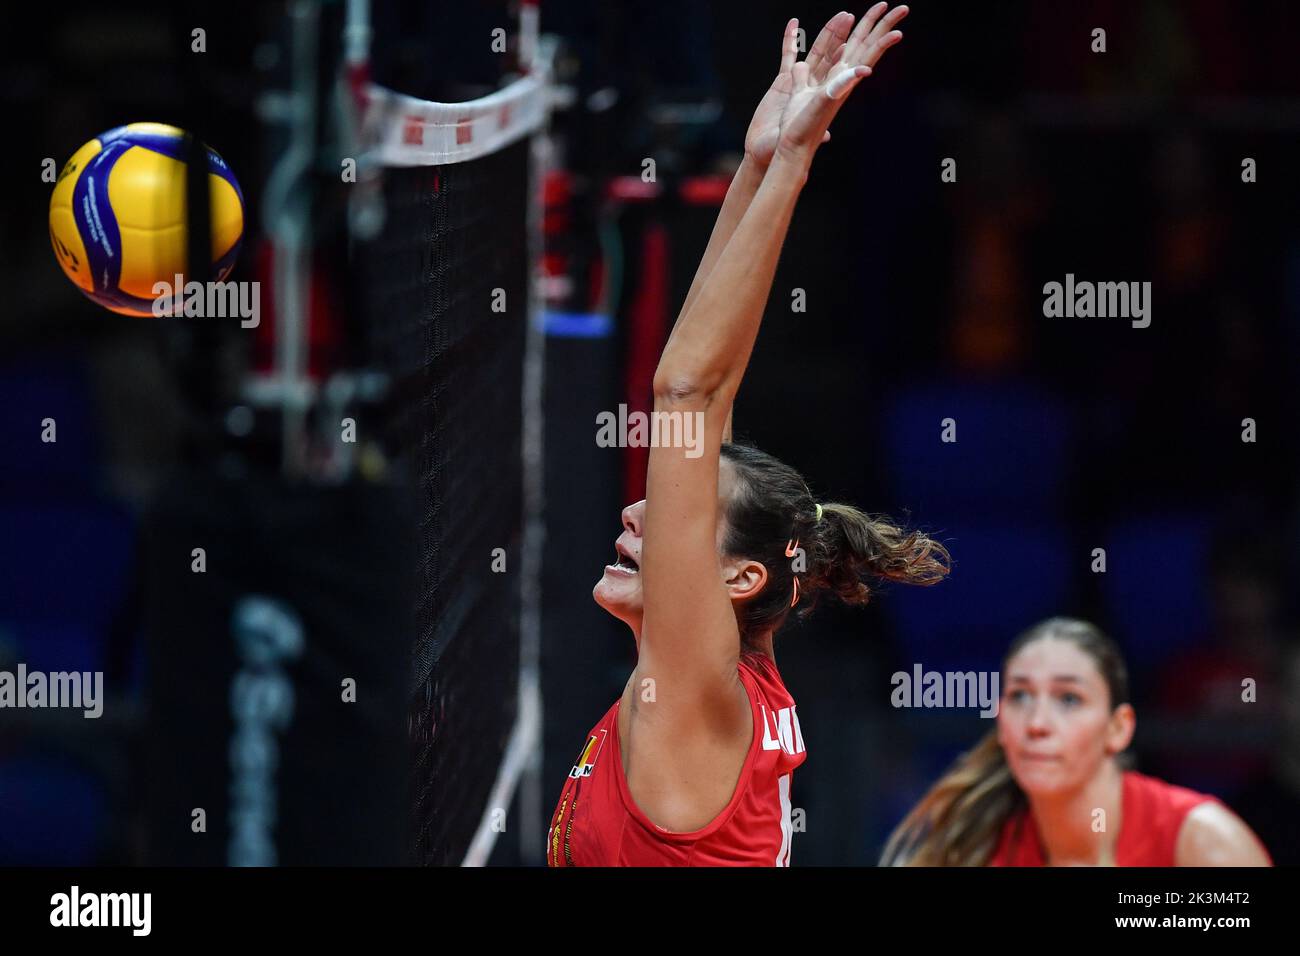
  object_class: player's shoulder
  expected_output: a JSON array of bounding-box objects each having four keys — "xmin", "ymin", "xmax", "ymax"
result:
[{"xmin": 1174, "ymin": 799, "xmax": 1272, "ymax": 866}]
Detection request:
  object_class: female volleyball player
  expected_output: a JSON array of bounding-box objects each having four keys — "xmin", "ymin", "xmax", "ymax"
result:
[
  {"xmin": 546, "ymin": 5, "xmax": 950, "ymax": 867},
  {"xmin": 881, "ymin": 617, "xmax": 1272, "ymax": 866}
]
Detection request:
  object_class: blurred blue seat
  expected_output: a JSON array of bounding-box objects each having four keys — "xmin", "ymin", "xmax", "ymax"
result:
[
  {"xmin": 0, "ymin": 503, "xmax": 135, "ymax": 621},
  {"xmin": 0, "ymin": 754, "xmax": 107, "ymax": 864},
  {"xmin": 1098, "ymin": 512, "xmax": 1213, "ymax": 677},
  {"xmin": 0, "ymin": 504, "xmax": 135, "ymax": 672},
  {"xmin": 0, "ymin": 354, "xmax": 101, "ymax": 496},
  {"xmin": 883, "ymin": 521, "xmax": 1076, "ymax": 675},
  {"xmin": 882, "ymin": 379, "xmax": 1072, "ymax": 521},
  {"xmin": 0, "ymin": 354, "xmax": 129, "ymax": 865}
]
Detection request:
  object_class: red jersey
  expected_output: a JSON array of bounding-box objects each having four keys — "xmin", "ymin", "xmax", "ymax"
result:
[
  {"xmin": 547, "ymin": 650, "xmax": 807, "ymax": 866},
  {"xmin": 988, "ymin": 770, "xmax": 1225, "ymax": 866}
]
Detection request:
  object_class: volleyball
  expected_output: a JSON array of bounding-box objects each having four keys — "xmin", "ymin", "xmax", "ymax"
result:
[{"xmin": 48, "ymin": 122, "xmax": 245, "ymax": 316}]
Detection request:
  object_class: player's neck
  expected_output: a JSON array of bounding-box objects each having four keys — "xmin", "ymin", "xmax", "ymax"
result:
[
  {"xmin": 630, "ymin": 624, "xmax": 776, "ymax": 667},
  {"xmin": 746, "ymin": 631, "xmax": 776, "ymax": 665},
  {"xmin": 1027, "ymin": 760, "xmax": 1124, "ymax": 866}
]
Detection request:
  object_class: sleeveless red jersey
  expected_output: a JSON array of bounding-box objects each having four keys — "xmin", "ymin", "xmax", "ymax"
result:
[
  {"xmin": 988, "ymin": 770, "xmax": 1233, "ymax": 866},
  {"xmin": 547, "ymin": 650, "xmax": 807, "ymax": 866}
]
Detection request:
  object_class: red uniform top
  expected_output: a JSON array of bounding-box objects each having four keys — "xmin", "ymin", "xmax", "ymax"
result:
[
  {"xmin": 988, "ymin": 770, "xmax": 1235, "ymax": 866},
  {"xmin": 547, "ymin": 650, "xmax": 807, "ymax": 866}
]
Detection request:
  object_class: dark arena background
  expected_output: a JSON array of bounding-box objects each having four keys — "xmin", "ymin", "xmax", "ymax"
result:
[{"xmin": 1, "ymin": 0, "xmax": 1298, "ymax": 913}]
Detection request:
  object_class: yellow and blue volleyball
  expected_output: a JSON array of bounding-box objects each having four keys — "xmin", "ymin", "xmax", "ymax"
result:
[{"xmin": 48, "ymin": 122, "xmax": 245, "ymax": 316}]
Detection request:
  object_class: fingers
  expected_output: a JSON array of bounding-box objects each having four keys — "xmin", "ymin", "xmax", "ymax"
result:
[
  {"xmin": 868, "ymin": 3, "xmax": 909, "ymax": 47},
  {"xmin": 847, "ymin": 3, "xmax": 908, "ymax": 66},
  {"xmin": 779, "ymin": 18, "xmax": 799, "ymax": 74},
  {"xmin": 790, "ymin": 59, "xmax": 812, "ymax": 89},
  {"xmin": 846, "ymin": 1, "xmax": 889, "ymax": 55},
  {"xmin": 825, "ymin": 65, "xmax": 871, "ymax": 100},
  {"xmin": 864, "ymin": 29, "xmax": 905, "ymax": 68},
  {"xmin": 861, "ymin": 4, "xmax": 908, "ymax": 66},
  {"xmin": 805, "ymin": 11, "xmax": 855, "ymax": 83}
]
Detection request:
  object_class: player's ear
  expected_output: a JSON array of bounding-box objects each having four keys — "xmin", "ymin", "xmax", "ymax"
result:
[
  {"xmin": 722, "ymin": 558, "xmax": 767, "ymax": 602},
  {"xmin": 1104, "ymin": 703, "xmax": 1135, "ymax": 755}
]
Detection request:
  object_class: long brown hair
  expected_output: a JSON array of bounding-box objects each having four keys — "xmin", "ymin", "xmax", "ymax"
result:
[
  {"xmin": 718, "ymin": 442, "xmax": 950, "ymax": 647},
  {"xmin": 879, "ymin": 617, "xmax": 1130, "ymax": 866}
]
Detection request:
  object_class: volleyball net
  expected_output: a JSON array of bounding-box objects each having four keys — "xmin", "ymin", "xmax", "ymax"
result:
[{"xmin": 350, "ymin": 50, "xmax": 549, "ymax": 866}]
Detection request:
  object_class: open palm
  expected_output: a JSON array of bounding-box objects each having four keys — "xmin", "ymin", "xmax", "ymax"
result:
[
  {"xmin": 745, "ymin": 12, "xmax": 855, "ymax": 165},
  {"xmin": 745, "ymin": 4, "xmax": 908, "ymax": 166}
]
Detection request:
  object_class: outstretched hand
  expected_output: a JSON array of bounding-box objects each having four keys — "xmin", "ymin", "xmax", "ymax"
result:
[
  {"xmin": 745, "ymin": 11, "xmax": 855, "ymax": 166},
  {"xmin": 743, "ymin": 4, "xmax": 908, "ymax": 169}
]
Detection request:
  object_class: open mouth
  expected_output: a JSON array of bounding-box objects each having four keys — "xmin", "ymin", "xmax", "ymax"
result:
[{"xmin": 608, "ymin": 547, "xmax": 640, "ymax": 574}]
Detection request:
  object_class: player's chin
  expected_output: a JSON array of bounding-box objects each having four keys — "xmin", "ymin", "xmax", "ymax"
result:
[
  {"xmin": 593, "ymin": 566, "xmax": 642, "ymax": 613},
  {"xmin": 1008, "ymin": 760, "xmax": 1072, "ymax": 796}
]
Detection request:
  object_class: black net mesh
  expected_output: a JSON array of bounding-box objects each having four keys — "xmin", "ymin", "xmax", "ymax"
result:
[{"xmin": 357, "ymin": 140, "xmax": 529, "ymax": 865}]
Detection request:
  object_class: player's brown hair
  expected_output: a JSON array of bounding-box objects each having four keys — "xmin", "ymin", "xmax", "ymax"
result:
[
  {"xmin": 718, "ymin": 441, "xmax": 950, "ymax": 650},
  {"xmin": 879, "ymin": 617, "xmax": 1130, "ymax": 866}
]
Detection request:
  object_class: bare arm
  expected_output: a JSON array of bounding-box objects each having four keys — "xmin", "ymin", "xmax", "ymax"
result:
[
  {"xmin": 639, "ymin": 154, "xmax": 809, "ymax": 702},
  {"xmin": 657, "ymin": 3, "xmax": 906, "ymax": 399},
  {"xmin": 675, "ymin": 13, "xmax": 858, "ymax": 445},
  {"xmin": 676, "ymin": 14, "xmax": 854, "ymax": 322},
  {"xmin": 679, "ymin": 159, "xmax": 763, "ymax": 446},
  {"xmin": 655, "ymin": 155, "xmax": 810, "ymax": 404},
  {"xmin": 678, "ymin": 156, "xmax": 765, "ymax": 329},
  {"xmin": 639, "ymin": 5, "xmax": 907, "ymax": 704}
]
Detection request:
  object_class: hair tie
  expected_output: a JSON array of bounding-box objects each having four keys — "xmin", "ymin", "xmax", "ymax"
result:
[{"xmin": 814, "ymin": 503, "xmax": 824, "ymax": 523}]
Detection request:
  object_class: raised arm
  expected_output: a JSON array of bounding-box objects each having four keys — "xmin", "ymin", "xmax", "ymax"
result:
[
  {"xmin": 638, "ymin": 6, "xmax": 907, "ymax": 704},
  {"xmin": 678, "ymin": 13, "xmax": 855, "ymax": 323},
  {"xmin": 657, "ymin": 4, "xmax": 906, "ymax": 402},
  {"xmin": 677, "ymin": 12, "xmax": 859, "ymax": 443}
]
